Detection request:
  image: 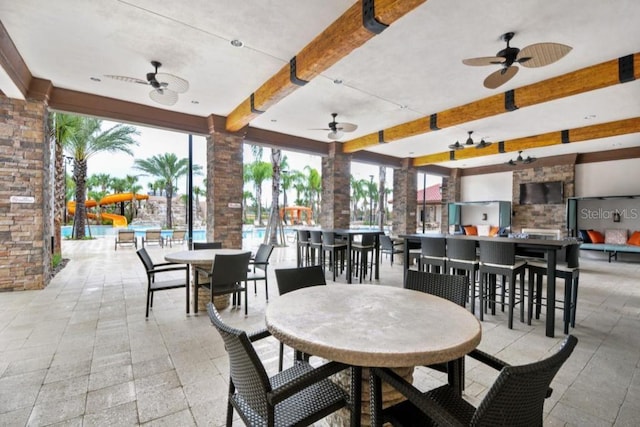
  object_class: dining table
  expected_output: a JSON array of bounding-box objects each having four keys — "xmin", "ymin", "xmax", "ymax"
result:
[
  {"xmin": 401, "ymin": 233, "xmax": 572, "ymax": 337},
  {"xmin": 164, "ymin": 248, "xmax": 250, "ymax": 312},
  {"xmin": 265, "ymin": 284, "xmax": 482, "ymax": 426}
]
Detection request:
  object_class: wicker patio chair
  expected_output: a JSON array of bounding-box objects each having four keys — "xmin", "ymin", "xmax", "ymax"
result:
[
  {"xmin": 192, "ymin": 241, "xmax": 222, "ymax": 250},
  {"xmin": 370, "ymin": 334, "xmax": 578, "ymax": 427},
  {"xmin": 404, "ymin": 270, "xmax": 469, "ymax": 394},
  {"xmin": 206, "ymin": 302, "xmax": 353, "ymax": 427},
  {"xmin": 247, "ymin": 243, "xmax": 274, "ymax": 301},
  {"xmin": 274, "ymin": 265, "xmax": 327, "ymax": 371},
  {"xmin": 136, "ymin": 248, "xmax": 189, "ymax": 318},
  {"xmin": 194, "ymin": 251, "xmax": 251, "ymax": 315}
]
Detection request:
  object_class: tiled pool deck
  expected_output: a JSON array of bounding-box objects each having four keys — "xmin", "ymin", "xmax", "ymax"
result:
[{"xmin": 0, "ymin": 238, "xmax": 639, "ymax": 426}]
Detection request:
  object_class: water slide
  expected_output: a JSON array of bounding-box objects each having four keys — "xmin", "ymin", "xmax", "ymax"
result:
[{"xmin": 67, "ymin": 193, "xmax": 149, "ymax": 227}]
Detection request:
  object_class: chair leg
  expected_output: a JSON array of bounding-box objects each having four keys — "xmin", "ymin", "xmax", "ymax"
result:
[
  {"xmin": 278, "ymin": 342, "xmax": 284, "ymax": 372},
  {"xmin": 226, "ymin": 382, "xmax": 235, "ymax": 427},
  {"xmin": 244, "ymin": 289, "xmax": 248, "ymax": 316},
  {"xmin": 146, "ymin": 289, "xmax": 151, "ymax": 318}
]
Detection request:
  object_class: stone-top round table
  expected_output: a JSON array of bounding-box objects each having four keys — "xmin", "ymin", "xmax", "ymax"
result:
[
  {"xmin": 165, "ymin": 249, "xmax": 250, "ymax": 312},
  {"xmin": 265, "ymin": 284, "xmax": 482, "ymax": 426}
]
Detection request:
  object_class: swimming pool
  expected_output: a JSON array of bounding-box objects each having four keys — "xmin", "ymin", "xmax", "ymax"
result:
[{"xmin": 60, "ymin": 225, "xmax": 274, "ymax": 241}]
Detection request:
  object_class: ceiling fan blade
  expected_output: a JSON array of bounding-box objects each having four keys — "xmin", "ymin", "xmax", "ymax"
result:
[
  {"xmin": 337, "ymin": 122, "xmax": 358, "ymax": 132},
  {"xmin": 104, "ymin": 75, "xmax": 149, "ymax": 85},
  {"xmin": 462, "ymin": 56, "xmax": 505, "ymax": 66},
  {"xmin": 154, "ymin": 73, "xmax": 189, "ymax": 93},
  {"xmin": 518, "ymin": 42, "xmax": 572, "ymax": 68},
  {"xmin": 328, "ymin": 130, "xmax": 344, "ymax": 140},
  {"xmin": 483, "ymin": 66, "xmax": 519, "ymax": 89},
  {"xmin": 149, "ymin": 88, "xmax": 178, "ymax": 106}
]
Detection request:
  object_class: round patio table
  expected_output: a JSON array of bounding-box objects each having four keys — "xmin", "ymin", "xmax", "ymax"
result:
[
  {"xmin": 165, "ymin": 248, "xmax": 250, "ymax": 312},
  {"xmin": 265, "ymin": 284, "xmax": 482, "ymax": 425}
]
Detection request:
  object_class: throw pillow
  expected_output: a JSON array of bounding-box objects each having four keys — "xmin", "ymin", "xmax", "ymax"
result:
[
  {"xmin": 463, "ymin": 225, "xmax": 478, "ymax": 236},
  {"xmin": 578, "ymin": 229, "xmax": 591, "ymax": 243},
  {"xmin": 489, "ymin": 226, "xmax": 500, "ymax": 237},
  {"xmin": 627, "ymin": 231, "xmax": 640, "ymax": 246},
  {"xmin": 586, "ymin": 230, "xmax": 605, "ymax": 244},
  {"xmin": 605, "ymin": 229, "xmax": 627, "ymax": 245}
]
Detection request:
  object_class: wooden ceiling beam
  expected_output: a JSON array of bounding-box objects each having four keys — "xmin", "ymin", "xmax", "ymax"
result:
[
  {"xmin": 412, "ymin": 117, "xmax": 640, "ymax": 166},
  {"xmin": 343, "ymin": 52, "xmax": 640, "ymax": 153},
  {"xmin": 225, "ymin": 0, "xmax": 426, "ymax": 132}
]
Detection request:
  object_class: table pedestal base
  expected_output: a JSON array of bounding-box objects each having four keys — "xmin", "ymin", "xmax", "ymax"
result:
[
  {"xmin": 195, "ymin": 267, "xmax": 230, "ymax": 312},
  {"xmin": 327, "ymin": 367, "xmax": 412, "ymax": 427}
]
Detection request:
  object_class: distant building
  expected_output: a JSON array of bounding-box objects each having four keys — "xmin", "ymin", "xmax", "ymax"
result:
[{"xmin": 417, "ymin": 184, "xmax": 442, "ymax": 230}]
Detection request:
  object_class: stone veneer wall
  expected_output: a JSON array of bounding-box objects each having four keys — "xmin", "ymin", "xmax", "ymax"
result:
[
  {"xmin": 206, "ymin": 130, "xmax": 243, "ymax": 249},
  {"xmin": 0, "ymin": 96, "xmax": 52, "ymax": 291},
  {"xmin": 392, "ymin": 160, "xmax": 417, "ymax": 235},
  {"xmin": 440, "ymin": 169, "xmax": 461, "ymax": 233},
  {"xmin": 320, "ymin": 142, "xmax": 350, "ymax": 229},
  {"xmin": 512, "ymin": 164, "xmax": 575, "ymax": 237}
]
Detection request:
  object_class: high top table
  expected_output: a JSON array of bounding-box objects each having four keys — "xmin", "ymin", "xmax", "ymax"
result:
[
  {"xmin": 295, "ymin": 228, "xmax": 384, "ymax": 283},
  {"xmin": 165, "ymin": 248, "xmax": 250, "ymax": 312},
  {"xmin": 265, "ymin": 284, "xmax": 482, "ymax": 425},
  {"xmin": 401, "ymin": 233, "xmax": 572, "ymax": 337}
]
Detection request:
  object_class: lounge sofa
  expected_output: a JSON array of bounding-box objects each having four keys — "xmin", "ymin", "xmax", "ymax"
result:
[{"xmin": 578, "ymin": 229, "xmax": 640, "ymax": 262}]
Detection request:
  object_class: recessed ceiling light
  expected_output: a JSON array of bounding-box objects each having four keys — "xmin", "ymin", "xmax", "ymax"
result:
[
  {"xmin": 399, "ymin": 104, "xmax": 408, "ymax": 109},
  {"xmin": 90, "ymin": 77, "xmax": 101, "ymax": 82},
  {"xmin": 408, "ymin": 151, "xmax": 414, "ymax": 155},
  {"xmin": 584, "ymin": 114, "xmax": 596, "ymax": 120},
  {"xmin": 270, "ymin": 119, "xmax": 277, "ymax": 122},
  {"xmin": 333, "ymin": 79, "xmax": 343, "ymax": 85},
  {"xmin": 230, "ymin": 39, "xmax": 244, "ymax": 48},
  {"xmin": 191, "ymin": 100, "xmax": 199, "ymax": 104}
]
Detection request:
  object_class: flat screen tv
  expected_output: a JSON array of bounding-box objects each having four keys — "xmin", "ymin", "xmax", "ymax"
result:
[{"xmin": 519, "ymin": 181, "xmax": 564, "ymax": 205}]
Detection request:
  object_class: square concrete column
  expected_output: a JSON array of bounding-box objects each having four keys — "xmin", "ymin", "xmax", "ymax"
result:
[
  {"xmin": 321, "ymin": 142, "xmax": 351, "ymax": 229},
  {"xmin": 440, "ymin": 169, "xmax": 461, "ymax": 233}
]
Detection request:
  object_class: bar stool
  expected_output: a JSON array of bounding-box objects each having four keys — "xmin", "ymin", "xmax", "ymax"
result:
[
  {"xmin": 446, "ymin": 238, "xmax": 480, "ymax": 314},
  {"xmin": 419, "ymin": 237, "xmax": 447, "ymax": 273},
  {"xmin": 321, "ymin": 231, "xmax": 347, "ymax": 281},
  {"xmin": 526, "ymin": 243, "xmax": 580, "ymax": 334},
  {"xmin": 478, "ymin": 240, "xmax": 527, "ymax": 329},
  {"xmin": 296, "ymin": 229, "xmax": 311, "ymax": 267},
  {"xmin": 351, "ymin": 234, "xmax": 376, "ymax": 283},
  {"xmin": 309, "ymin": 230, "xmax": 323, "ymax": 266}
]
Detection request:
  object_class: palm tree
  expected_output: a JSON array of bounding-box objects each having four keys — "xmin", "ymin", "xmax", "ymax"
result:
[
  {"xmin": 64, "ymin": 116, "xmax": 139, "ymax": 238},
  {"xmin": 246, "ymin": 160, "xmax": 272, "ymax": 224},
  {"xmin": 305, "ymin": 166, "xmax": 321, "ymax": 218},
  {"xmin": 350, "ymin": 176, "xmax": 366, "ymax": 222},
  {"xmin": 52, "ymin": 113, "xmax": 82, "ymax": 252},
  {"xmin": 133, "ymin": 153, "xmax": 202, "ymax": 228}
]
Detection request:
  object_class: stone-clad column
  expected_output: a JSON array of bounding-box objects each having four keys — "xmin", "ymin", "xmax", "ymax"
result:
[
  {"xmin": 440, "ymin": 168, "xmax": 461, "ymax": 233},
  {"xmin": 321, "ymin": 142, "xmax": 351, "ymax": 229},
  {"xmin": 0, "ymin": 94, "xmax": 52, "ymax": 290},
  {"xmin": 206, "ymin": 116, "xmax": 244, "ymax": 249},
  {"xmin": 392, "ymin": 159, "xmax": 417, "ymax": 235}
]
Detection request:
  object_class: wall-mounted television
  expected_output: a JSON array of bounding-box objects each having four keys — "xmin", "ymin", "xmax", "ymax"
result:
[{"xmin": 519, "ymin": 181, "xmax": 564, "ymax": 205}]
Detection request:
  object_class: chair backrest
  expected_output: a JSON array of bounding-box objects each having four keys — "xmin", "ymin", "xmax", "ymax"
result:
[
  {"xmin": 446, "ymin": 238, "xmax": 477, "ymax": 261},
  {"xmin": 193, "ymin": 241, "xmax": 223, "ymax": 250},
  {"xmin": 310, "ymin": 230, "xmax": 323, "ymax": 245},
  {"xmin": 254, "ymin": 243, "xmax": 274, "ymax": 264},
  {"xmin": 322, "ymin": 231, "xmax": 341, "ymax": 246},
  {"xmin": 472, "ymin": 335, "xmax": 578, "ymax": 426},
  {"xmin": 297, "ymin": 229, "xmax": 310, "ymax": 243},
  {"xmin": 565, "ymin": 243, "xmax": 580, "ymax": 269},
  {"xmin": 479, "ymin": 240, "xmax": 516, "ymax": 265},
  {"xmin": 420, "ymin": 237, "xmax": 446, "ymax": 257},
  {"xmin": 206, "ymin": 303, "xmax": 272, "ymax": 419},
  {"xmin": 136, "ymin": 248, "xmax": 154, "ymax": 273},
  {"xmin": 379, "ymin": 234, "xmax": 394, "ymax": 250},
  {"xmin": 172, "ymin": 229, "xmax": 186, "ymax": 239},
  {"xmin": 360, "ymin": 233, "xmax": 376, "ymax": 247},
  {"xmin": 275, "ymin": 265, "xmax": 327, "ymax": 295},
  {"xmin": 118, "ymin": 230, "xmax": 135, "ymax": 241},
  {"xmin": 210, "ymin": 252, "xmax": 252, "ymax": 284},
  {"xmin": 404, "ymin": 270, "xmax": 469, "ymax": 307}
]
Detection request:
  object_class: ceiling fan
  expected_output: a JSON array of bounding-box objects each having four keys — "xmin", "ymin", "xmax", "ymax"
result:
[
  {"xmin": 506, "ymin": 151, "xmax": 536, "ymax": 165},
  {"xmin": 448, "ymin": 131, "xmax": 492, "ymax": 150},
  {"xmin": 104, "ymin": 61, "xmax": 189, "ymax": 106},
  {"xmin": 313, "ymin": 113, "xmax": 358, "ymax": 140},
  {"xmin": 462, "ymin": 32, "xmax": 572, "ymax": 89}
]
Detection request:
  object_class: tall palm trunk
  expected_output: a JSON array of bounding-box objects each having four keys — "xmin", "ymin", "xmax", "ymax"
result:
[
  {"xmin": 51, "ymin": 117, "xmax": 64, "ymax": 255},
  {"xmin": 165, "ymin": 183, "xmax": 173, "ymax": 228},
  {"xmin": 73, "ymin": 159, "xmax": 88, "ymax": 238}
]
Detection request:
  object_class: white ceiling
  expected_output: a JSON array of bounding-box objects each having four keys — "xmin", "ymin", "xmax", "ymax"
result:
[{"xmin": 1, "ymin": 0, "xmax": 639, "ymax": 168}]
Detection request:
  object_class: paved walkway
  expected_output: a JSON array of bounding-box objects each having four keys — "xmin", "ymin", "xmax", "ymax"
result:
[{"xmin": 0, "ymin": 238, "xmax": 639, "ymax": 426}]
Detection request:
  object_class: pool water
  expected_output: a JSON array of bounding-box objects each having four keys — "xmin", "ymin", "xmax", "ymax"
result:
[{"xmin": 61, "ymin": 225, "xmax": 272, "ymax": 241}]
